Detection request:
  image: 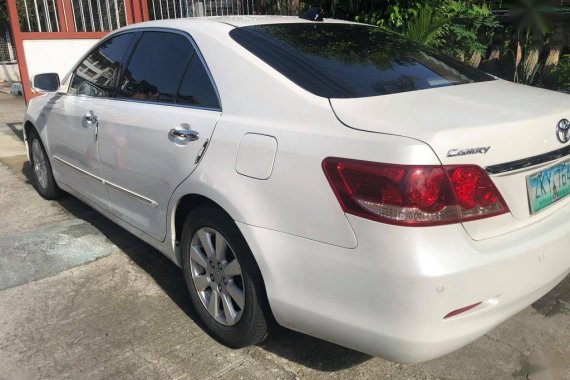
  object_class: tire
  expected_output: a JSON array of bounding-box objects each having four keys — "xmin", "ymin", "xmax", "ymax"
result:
[
  {"xmin": 27, "ymin": 128, "xmax": 63, "ymax": 200},
  {"xmin": 181, "ymin": 204, "xmax": 269, "ymax": 348}
]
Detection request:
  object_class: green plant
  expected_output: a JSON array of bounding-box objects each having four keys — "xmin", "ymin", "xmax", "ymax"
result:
[
  {"xmin": 552, "ymin": 54, "xmax": 570, "ymax": 90},
  {"xmin": 0, "ymin": 0, "xmax": 10, "ymax": 25},
  {"xmin": 443, "ymin": 1, "xmax": 500, "ymax": 59},
  {"xmin": 402, "ymin": 5, "xmax": 448, "ymax": 46},
  {"xmin": 352, "ymin": 1, "xmax": 499, "ymax": 59},
  {"xmin": 354, "ymin": 1, "xmax": 425, "ymax": 32}
]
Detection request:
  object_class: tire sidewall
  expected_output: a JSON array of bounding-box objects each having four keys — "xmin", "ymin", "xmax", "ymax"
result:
[{"xmin": 28, "ymin": 129, "xmax": 60, "ymax": 199}]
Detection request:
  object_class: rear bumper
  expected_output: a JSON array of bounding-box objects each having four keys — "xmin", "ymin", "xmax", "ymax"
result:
[{"xmin": 237, "ymin": 203, "xmax": 570, "ymax": 363}]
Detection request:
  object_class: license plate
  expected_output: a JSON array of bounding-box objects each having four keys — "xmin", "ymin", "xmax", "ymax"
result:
[{"xmin": 527, "ymin": 160, "xmax": 570, "ymax": 214}]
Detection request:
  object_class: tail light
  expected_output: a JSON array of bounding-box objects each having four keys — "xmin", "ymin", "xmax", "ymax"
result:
[{"xmin": 322, "ymin": 157, "xmax": 509, "ymax": 226}]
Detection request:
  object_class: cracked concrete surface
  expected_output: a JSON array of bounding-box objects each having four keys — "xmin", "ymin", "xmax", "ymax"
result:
[{"xmin": 0, "ymin": 93, "xmax": 569, "ymax": 379}]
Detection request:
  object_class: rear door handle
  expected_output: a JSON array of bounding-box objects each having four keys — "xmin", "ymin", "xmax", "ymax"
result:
[
  {"xmin": 169, "ymin": 128, "xmax": 199, "ymax": 142},
  {"xmin": 84, "ymin": 111, "xmax": 98, "ymax": 125}
]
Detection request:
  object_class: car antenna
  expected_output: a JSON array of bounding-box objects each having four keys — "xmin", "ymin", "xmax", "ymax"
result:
[{"xmin": 299, "ymin": 6, "xmax": 325, "ymax": 22}]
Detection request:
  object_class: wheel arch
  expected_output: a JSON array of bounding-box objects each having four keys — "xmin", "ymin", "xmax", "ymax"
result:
[
  {"xmin": 24, "ymin": 120, "xmax": 36, "ymax": 138},
  {"xmin": 173, "ymin": 193, "xmax": 231, "ymax": 246},
  {"xmin": 172, "ymin": 192, "xmax": 276, "ymax": 325},
  {"xmin": 23, "ymin": 120, "xmax": 36, "ymax": 161}
]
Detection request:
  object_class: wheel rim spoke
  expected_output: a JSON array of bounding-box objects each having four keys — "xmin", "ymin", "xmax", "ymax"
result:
[
  {"xmin": 207, "ymin": 290, "xmax": 220, "ymax": 317},
  {"xmin": 226, "ymin": 282, "xmax": 245, "ymax": 309},
  {"xmin": 221, "ymin": 293, "xmax": 237, "ymax": 325},
  {"xmin": 223, "ymin": 259, "xmax": 241, "ymax": 277},
  {"xmin": 215, "ymin": 233, "xmax": 227, "ymax": 262},
  {"xmin": 197, "ymin": 229, "xmax": 214, "ymax": 258},
  {"xmin": 193, "ymin": 274, "xmax": 210, "ymax": 292},
  {"xmin": 190, "ymin": 246, "xmax": 208, "ymax": 269}
]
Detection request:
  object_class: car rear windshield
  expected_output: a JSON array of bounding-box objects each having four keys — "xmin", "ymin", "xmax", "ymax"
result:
[{"xmin": 229, "ymin": 23, "xmax": 494, "ymax": 99}]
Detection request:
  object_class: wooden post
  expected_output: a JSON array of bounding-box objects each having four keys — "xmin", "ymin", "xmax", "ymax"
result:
[
  {"xmin": 132, "ymin": 0, "xmax": 143, "ymax": 22},
  {"xmin": 141, "ymin": 0, "xmax": 150, "ymax": 21},
  {"xmin": 7, "ymin": 0, "xmax": 33, "ymax": 103},
  {"xmin": 62, "ymin": 0, "xmax": 77, "ymax": 32},
  {"xmin": 124, "ymin": 0, "xmax": 135, "ymax": 24}
]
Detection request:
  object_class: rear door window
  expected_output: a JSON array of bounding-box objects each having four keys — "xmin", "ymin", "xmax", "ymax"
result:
[
  {"xmin": 176, "ymin": 54, "xmax": 220, "ymax": 109},
  {"xmin": 118, "ymin": 31, "xmax": 193, "ymax": 103},
  {"xmin": 230, "ymin": 23, "xmax": 494, "ymax": 99}
]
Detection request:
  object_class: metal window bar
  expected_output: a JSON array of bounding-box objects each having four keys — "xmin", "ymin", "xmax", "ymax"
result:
[
  {"xmin": 15, "ymin": 0, "xmax": 60, "ymax": 32},
  {"xmin": 23, "ymin": 0, "xmax": 32, "ymax": 31},
  {"xmin": 145, "ymin": 0, "xmax": 260, "ymax": 19},
  {"xmin": 113, "ymin": 0, "xmax": 120, "ymax": 30},
  {"xmin": 66, "ymin": 0, "xmax": 126, "ymax": 31},
  {"xmin": 15, "ymin": 0, "xmax": 260, "ymax": 34},
  {"xmin": 51, "ymin": 0, "xmax": 60, "ymax": 31},
  {"xmin": 0, "ymin": 27, "xmax": 17, "ymax": 63}
]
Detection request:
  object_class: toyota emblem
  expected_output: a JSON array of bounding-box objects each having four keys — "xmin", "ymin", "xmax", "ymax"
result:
[{"xmin": 556, "ymin": 119, "xmax": 570, "ymax": 144}]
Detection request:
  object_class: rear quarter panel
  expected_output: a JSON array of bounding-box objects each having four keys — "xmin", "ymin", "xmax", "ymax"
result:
[{"xmin": 167, "ymin": 22, "xmax": 440, "ymax": 249}]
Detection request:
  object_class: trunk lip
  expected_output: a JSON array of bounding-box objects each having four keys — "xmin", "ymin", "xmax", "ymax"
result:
[{"xmin": 486, "ymin": 145, "xmax": 570, "ymax": 175}]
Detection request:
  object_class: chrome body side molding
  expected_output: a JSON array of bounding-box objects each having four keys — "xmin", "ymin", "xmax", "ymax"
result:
[{"xmin": 53, "ymin": 155, "xmax": 159, "ymax": 208}]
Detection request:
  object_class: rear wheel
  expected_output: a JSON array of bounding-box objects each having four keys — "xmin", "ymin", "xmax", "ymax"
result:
[
  {"xmin": 181, "ymin": 204, "xmax": 269, "ymax": 347},
  {"xmin": 28, "ymin": 128, "xmax": 62, "ymax": 200}
]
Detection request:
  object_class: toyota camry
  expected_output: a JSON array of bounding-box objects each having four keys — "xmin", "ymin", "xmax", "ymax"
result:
[{"xmin": 23, "ymin": 15, "xmax": 570, "ymax": 362}]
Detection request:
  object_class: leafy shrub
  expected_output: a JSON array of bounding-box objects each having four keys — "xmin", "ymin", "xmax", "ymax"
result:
[
  {"xmin": 552, "ymin": 54, "xmax": 570, "ymax": 90},
  {"xmin": 352, "ymin": 1, "xmax": 499, "ymax": 61}
]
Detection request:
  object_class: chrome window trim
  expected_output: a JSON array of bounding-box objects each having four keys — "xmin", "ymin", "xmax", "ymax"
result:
[
  {"xmin": 109, "ymin": 97, "xmax": 222, "ymax": 112},
  {"xmin": 53, "ymin": 155, "xmax": 159, "ymax": 208},
  {"xmin": 486, "ymin": 145, "xmax": 570, "ymax": 175},
  {"xmin": 64, "ymin": 27, "xmax": 223, "ymax": 112}
]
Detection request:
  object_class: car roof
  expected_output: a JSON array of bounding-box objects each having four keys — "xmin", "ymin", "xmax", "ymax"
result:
[
  {"xmin": 117, "ymin": 15, "xmax": 359, "ymax": 34},
  {"xmin": 204, "ymin": 15, "xmax": 358, "ymax": 27}
]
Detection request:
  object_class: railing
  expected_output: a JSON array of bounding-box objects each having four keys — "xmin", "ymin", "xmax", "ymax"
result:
[
  {"xmin": 16, "ymin": 0, "xmax": 60, "ymax": 32},
  {"xmin": 15, "ymin": 0, "xmax": 129, "ymax": 32},
  {"xmin": 14, "ymin": 0, "xmax": 258, "ymax": 34},
  {"xmin": 70, "ymin": 0, "xmax": 128, "ymax": 32},
  {"xmin": 148, "ymin": 0, "xmax": 257, "ymax": 19}
]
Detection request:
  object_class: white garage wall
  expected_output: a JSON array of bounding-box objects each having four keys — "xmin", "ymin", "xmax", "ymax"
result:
[
  {"xmin": 0, "ymin": 63, "xmax": 20, "ymax": 82},
  {"xmin": 23, "ymin": 39, "xmax": 100, "ymax": 81}
]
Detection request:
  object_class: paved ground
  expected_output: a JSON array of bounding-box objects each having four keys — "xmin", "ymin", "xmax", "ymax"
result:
[{"xmin": 0, "ymin": 92, "xmax": 569, "ymax": 380}]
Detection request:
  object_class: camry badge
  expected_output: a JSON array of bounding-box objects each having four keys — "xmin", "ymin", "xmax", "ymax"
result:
[
  {"xmin": 556, "ymin": 119, "xmax": 570, "ymax": 144},
  {"xmin": 447, "ymin": 146, "xmax": 491, "ymax": 158}
]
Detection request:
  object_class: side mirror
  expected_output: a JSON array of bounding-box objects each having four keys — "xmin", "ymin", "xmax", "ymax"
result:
[{"xmin": 30, "ymin": 73, "xmax": 60, "ymax": 93}]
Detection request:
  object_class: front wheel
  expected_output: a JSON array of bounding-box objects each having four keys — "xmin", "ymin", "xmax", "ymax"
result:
[
  {"xmin": 28, "ymin": 128, "xmax": 63, "ymax": 200},
  {"xmin": 181, "ymin": 205, "xmax": 270, "ymax": 348}
]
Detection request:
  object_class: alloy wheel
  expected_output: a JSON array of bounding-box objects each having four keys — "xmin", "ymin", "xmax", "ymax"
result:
[
  {"xmin": 190, "ymin": 227, "xmax": 245, "ymax": 326},
  {"xmin": 31, "ymin": 139, "xmax": 48, "ymax": 190}
]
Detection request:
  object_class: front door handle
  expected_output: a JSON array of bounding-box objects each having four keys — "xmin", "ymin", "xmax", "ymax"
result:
[{"xmin": 169, "ymin": 128, "xmax": 199, "ymax": 142}]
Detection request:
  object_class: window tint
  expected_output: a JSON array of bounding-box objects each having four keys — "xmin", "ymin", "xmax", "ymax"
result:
[
  {"xmin": 69, "ymin": 33, "xmax": 134, "ymax": 97},
  {"xmin": 119, "ymin": 32, "xmax": 192, "ymax": 102},
  {"xmin": 230, "ymin": 24, "xmax": 494, "ymax": 98},
  {"xmin": 176, "ymin": 55, "xmax": 220, "ymax": 109}
]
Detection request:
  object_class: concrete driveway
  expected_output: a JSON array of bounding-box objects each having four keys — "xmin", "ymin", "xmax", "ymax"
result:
[{"xmin": 0, "ymin": 92, "xmax": 569, "ymax": 380}]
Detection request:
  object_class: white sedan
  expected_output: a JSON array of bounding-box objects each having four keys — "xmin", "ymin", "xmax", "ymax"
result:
[{"xmin": 24, "ymin": 15, "xmax": 570, "ymax": 363}]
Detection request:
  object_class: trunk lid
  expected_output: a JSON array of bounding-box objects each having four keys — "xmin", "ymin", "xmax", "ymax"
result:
[{"xmin": 330, "ymin": 80, "xmax": 570, "ymax": 240}]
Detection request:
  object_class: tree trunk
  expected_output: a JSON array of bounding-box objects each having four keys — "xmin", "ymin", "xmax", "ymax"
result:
[
  {"xmin": 469, "ymin": 52, "xmax": 482, "ymax": 68},
  {"xmin": 543, "ymin": 23, "xmax": 568, "ymax": 89}
]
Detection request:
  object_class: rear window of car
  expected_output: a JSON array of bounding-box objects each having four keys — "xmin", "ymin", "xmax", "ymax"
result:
[{"xmin": 229, "ymin": 23, "xmax": 494, "ymax": 99}]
